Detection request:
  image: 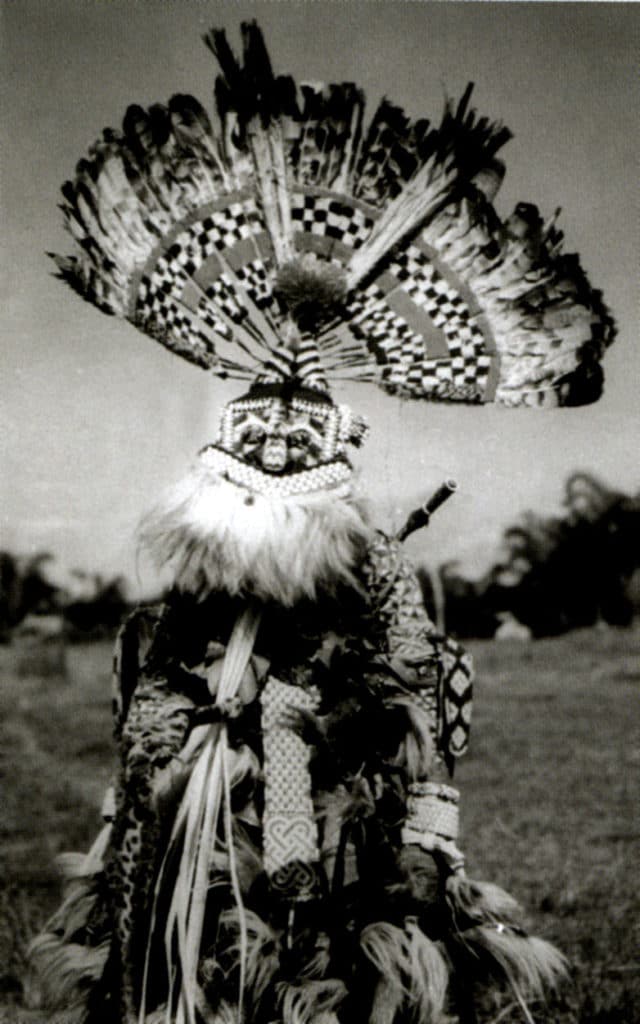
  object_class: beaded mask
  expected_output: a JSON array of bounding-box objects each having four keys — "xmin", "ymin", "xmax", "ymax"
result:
[{"xmin": 204, "ymin": 382, "xmax": 368, "ymax": 494}]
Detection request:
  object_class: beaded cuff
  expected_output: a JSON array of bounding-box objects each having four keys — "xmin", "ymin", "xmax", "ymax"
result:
[{"xmin": 404, "ymin": 781, "xmax": 460, "ymax": 841}]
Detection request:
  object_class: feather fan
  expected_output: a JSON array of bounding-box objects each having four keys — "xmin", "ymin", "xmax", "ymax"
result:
[{"xmin": 53, "ymin": 20, "xmax": 615, "ymax": 405}]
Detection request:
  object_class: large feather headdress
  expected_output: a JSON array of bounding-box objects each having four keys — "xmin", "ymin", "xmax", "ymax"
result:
[{"xmin": 53, "ymin": 21, "xmax": 614, "ymax": 407}]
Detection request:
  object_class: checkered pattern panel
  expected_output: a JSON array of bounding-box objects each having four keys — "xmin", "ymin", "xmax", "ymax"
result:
[
  {"xmin": 191, "ymin": 199, "xmax": 263, "ymax": 255},
  {"xmin": 134, "ymin": 198, "xmax": 268, "ymax": 328},
  {"xmin": 291, "ymin": 193, "xmax": 374, "ymax": 252},
  {"xmin": 132, "ymin": 192, "xmax": 492, "ymax": 396},
  {"xmin": 347, "ymin": 246, "xmax": 492, "ymax": 399},
  {"xmin": 132, "ymin": 291, "xmax": 218, "ymax": 369},
  {"xmin": 394, "ymin": 246, "xmax": 487, "ymax": 356},
  {"xmin": 195, "ymin": 294, "xmax": 234, "ymax": 342},
  {"xmin": 235, "ymin": 259, "xmax": 273, "ymax": 308},
  {"xmin": 201, "ymin": 274, "xmax": 248, "ymax": 322}
]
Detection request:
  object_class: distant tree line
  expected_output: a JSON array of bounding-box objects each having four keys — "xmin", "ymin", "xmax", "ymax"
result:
[
  {"xmin": 0, "ymin": 552, "xmax": 130, "ymax": 642},
  {"xmin": 418, "ymin": 472, "xmax": 640, "ymax": 639},
  {"xmin": 2, "ymin": 472, "xmax": 638, "ymax": 643}
]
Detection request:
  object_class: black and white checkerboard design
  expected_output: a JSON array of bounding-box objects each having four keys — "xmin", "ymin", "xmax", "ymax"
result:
[
  {"xmin": 131, "ymin": 188, "xmax": 493, "ymax": 395},
  {"xmin": 235, "ymin": 259, "xmax": 273, "ymax": 309},
  {"xmin": 201, "ymin": 275, "xmax": 248, "ymax": 322},
  {"xmin": 136, "ymin": 193, "xmax": 379, "ymax": 352},
  {"xmin": 291, "ymin": 193, "xmax": 374, "ymax": 252},
  {"xmin": 191, "ymin": 200, "xmax": 262, "ymax": 257},
  {"xmin": 344, "ymin": 241, "xmax": 492, "ymax": 397},
  {"xmin": 392, "ymin": 246, "xmax": 487, "ymax": 354},
  {"xmin": 135, "ymin": 198, "xmax": 266, "ymax": 326},
  {"xmin": 195, "ymin": 293, "xmax": 235, "ymax": 342}
]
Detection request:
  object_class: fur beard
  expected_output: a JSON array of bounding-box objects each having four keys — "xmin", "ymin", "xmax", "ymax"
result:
[{"xmin": 138, "ymin": 461, "xmax": 374, "ymax": 606}]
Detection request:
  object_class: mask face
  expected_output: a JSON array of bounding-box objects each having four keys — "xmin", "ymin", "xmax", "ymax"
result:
[
  {"xmin": 216, "ymin": 389, "xmax": 367, "ymax": 475},
  {"xmin": 234, "ymin": 403, "xmax": 327, "ymax": 475}
]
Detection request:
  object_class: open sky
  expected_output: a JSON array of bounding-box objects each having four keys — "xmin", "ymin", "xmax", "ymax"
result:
[{"xmin": 2, "ymin": 1, "xmax": 638, "ymax": 595}]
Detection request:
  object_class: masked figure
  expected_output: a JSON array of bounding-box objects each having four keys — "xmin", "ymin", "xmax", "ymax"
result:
[{"xmin": 29, "ymin": 22, "xmax": 615, "ymax": 1024}]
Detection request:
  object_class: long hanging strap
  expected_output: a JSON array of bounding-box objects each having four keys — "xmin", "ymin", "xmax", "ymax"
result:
[
  {"xmin": 260, "ymin": 678, "xmax": 321, "ymax": 901},
  {"xmin": 139, "ymin": 603, "xmax": 262, "ymax": 1024}
]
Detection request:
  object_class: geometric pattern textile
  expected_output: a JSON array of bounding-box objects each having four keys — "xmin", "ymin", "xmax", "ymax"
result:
[
  {"xmin": 260, "ymin": 677, "xmax": 321, "ymax": 898},
  {"xmin": 436, "ymin": 635, "xmax": 474, "ymax": 761}
]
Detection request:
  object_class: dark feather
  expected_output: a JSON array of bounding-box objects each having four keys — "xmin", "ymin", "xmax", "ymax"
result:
[
  {"xmin": 355, "ymin": 99, "xmax": 419, "ymax": 205},
  {"xmin": 289, "ymin": 82, "xmax": 365, "ymax": 190}
]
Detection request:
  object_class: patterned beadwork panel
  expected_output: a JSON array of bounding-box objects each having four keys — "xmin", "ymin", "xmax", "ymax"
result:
[
  {"xmin": 131, "ymin": 197, "xmax": 276, "ymax": 334},
  {"xmin": 199, "ymin": 447, "xmax": 353, "ymax": 497},
  {"xmin": 130, "ymin": 188, "xmax": 497, "ymax": 399},
  {"xmin": 260, "ymin": 677, "xmax": 321, "ymax": 897},
  {"xmin": 405, "ymin": 782, "xmax": 460, "ymax": 841},
  {"xmin": 437, "ymin": 636, "xmax": 474, "ymax": 759},
  {"xmin": 346, "ymin": 244, "xmax": 496, "ymax": 401},
  {"xmin": 287, "ymin": 190, "xmax": 497, "ymax": 400},
  {"xmin": 291, "ymin": 190, "xmax": 374, "ymax": 252}
]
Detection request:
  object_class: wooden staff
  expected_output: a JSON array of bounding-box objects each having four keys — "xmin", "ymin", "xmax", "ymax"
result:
[{"xmin": 396, "ymin": 479, "xmax": 458, "ymax": 542}]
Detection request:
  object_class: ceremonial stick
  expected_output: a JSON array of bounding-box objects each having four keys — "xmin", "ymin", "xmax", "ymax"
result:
[{"xmin": 396, "ymin": 479, "xmax": 458, "ymax": 542}]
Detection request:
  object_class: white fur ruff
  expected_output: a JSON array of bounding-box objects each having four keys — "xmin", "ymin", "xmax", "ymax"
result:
[{"xmin": 138, "ymin": 460, "xmax": 373, "ymax": 606}]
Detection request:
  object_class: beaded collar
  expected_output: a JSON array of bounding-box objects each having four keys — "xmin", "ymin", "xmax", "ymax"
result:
[{"xmin": 199, "ymin": 446, "xmax": 353, "ymax": 497}]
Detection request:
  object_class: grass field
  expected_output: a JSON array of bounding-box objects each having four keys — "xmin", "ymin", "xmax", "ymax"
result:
[{"xmin": 1, "ymin": 626, "xmax": 638, "ymax": 1023}]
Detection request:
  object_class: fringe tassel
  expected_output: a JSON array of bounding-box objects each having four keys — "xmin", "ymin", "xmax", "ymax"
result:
[
  {"xmin": 219, "ymin": 908, "xmax": 281, "ymax": 1009},
  {"xmin": 459, "ymin": 924, "xmax": 568, "ymax": 1002},
  {"xmin": 360, "ymin": 919, "xmax": 449, "ymax": 1023},
  {"xmin": 387, "ymin": 693, "xmax": 435, "ymax": 781},
  {"xmin": 446, "ymin": 876, "xmax": 567, "ymax": 1011},
  {"xmin": 140, "ymin": 606, "xmax": 261, "ymax": 1024},
  {"xmin": 277, "ymin": 978, "xmax": 348, "ymax": 1024},
  {"xmin": 26, "ymin": 827, "xmax": 112, "ymax": 1014},
  {"xmin": 445, "ymin": 874, "xmax": 522, "ymax": 930},
  {"xmin": 26, "ymin": 932, "xmax": 109, "ymax": 1015}
]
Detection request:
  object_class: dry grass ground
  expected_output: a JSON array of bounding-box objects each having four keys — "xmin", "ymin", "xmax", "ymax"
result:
[{"xmin": 1, "ymin": 626, "xmax": 638, "ymax": 1022}]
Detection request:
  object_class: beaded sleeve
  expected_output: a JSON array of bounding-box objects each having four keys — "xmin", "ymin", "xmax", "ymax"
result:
[
  {"xmin": 360, "ymin": 531, "xmax": 473, "ymax": 869},
  {"xmin": 360, "ymin": 531, "xmax": 448, "ymax": 779}
]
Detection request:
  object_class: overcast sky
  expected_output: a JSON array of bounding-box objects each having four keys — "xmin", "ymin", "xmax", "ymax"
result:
[{"xmin": 2, "ymin": 1, "xmax": 638, "ymax": 594}]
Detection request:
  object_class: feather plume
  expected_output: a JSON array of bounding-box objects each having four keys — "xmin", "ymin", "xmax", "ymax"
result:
[
  {"xmin": 456, "ymin": 924, "xmax": 568, "ymax": 1003},
  {"xmin": 218, "ymin": 907, "xmax": 281, "ymax": 1008},
  {"xmin": 291, "ymin": 81, "xmax": 365, "ymax": 191},
  {"xmin": 26, "ymin": 933, "xmax": 109, "ymax": 1014},
  {"xmin": 354, "ymin": 99, "xmax": 424, "ymax": 206},
  {"xmin": 446, "ymin": 875, "xmax": 523, "ymax": 930},
  {"xmin": 277, "ymin": 978, "xmax": 348, "ymax": 1024},
  {"xmin": 347, "ymin": 86, "xmax": 509, "ymax": 288},
  {"xmin": 205, "ymin": 21, "xmax": 295, "ymax": 266},
  {"xmin": 360, "ymin": 920, "xmax": 449, "ymax": 1023}
]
